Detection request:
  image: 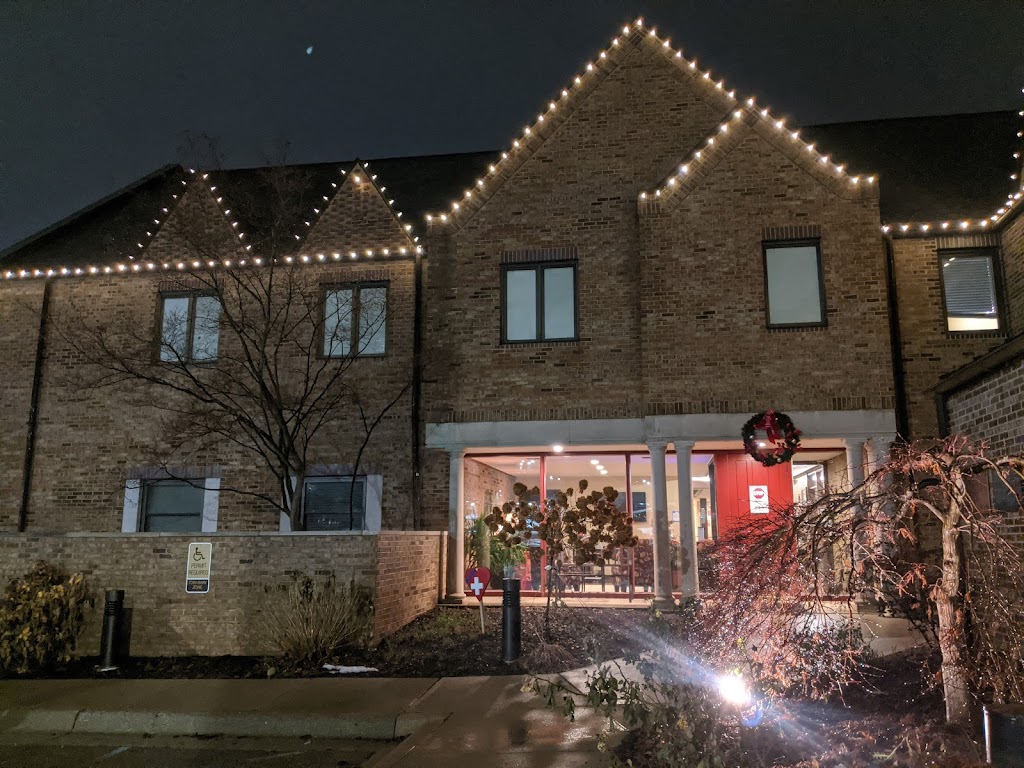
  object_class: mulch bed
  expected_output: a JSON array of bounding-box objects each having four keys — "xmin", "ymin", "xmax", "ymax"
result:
[{"xmin": 9, "ymin": 605, "xmax": 661, "ymax": 680}]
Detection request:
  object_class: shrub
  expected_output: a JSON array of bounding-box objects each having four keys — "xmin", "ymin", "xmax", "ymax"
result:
[
  {"xmin": 0, "ymin": 561, "xmax": 91, "ymax": 675},
  {"xmin": 261, "ymin": 574, "xmax": 373, "ymax": 666}
]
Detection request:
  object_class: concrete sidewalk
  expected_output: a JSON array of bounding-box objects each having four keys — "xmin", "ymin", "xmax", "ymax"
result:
[{"xmin": 0, "ymin": 674, "xmax": 614, "ymax": 767}]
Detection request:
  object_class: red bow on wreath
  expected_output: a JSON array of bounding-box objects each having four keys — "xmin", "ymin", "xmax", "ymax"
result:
[{"xmin": 757, "ymin": 408, "xmax": 782, "ymax": 443}]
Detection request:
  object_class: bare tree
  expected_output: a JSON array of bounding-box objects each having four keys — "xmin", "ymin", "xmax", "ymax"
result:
[
  {"xmin": 53, "ymin": 163, "xmax": 413, "ymax": 531},
  {"xmin": 698, "ymin": 436, "xmax": 1024, "ymax": 723}
]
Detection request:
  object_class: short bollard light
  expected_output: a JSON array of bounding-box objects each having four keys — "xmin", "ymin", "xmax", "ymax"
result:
[
  {"xmin": 98, "ymin": 589, "xmax": 125, "ymax": 672},
  {"xmin": 502, "ymin": 575, "xmax": 521, "ymax": 663}
]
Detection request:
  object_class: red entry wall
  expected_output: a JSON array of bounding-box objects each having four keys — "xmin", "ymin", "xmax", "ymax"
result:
[{"xmin": 712, "ymin": 452, "xmax": 794, "ymax": 540}]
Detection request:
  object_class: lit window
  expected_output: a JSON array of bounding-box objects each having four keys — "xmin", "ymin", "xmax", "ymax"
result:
[
  {"xmin": 763, "ymin": 241, "xmax": 825, "ymax": 327},
  {"xmin": 160, "ymin": 293, "xmax": 221, "ymax": 362},
  {"xmin": 323, "ymin": 284, "xmax": 387, "ymax": 357},
  {"xmin": 303, "ymin": 476, "xmax": 366, "ymax": 531},
  {"xmin": 940, "ymin": 250, "xmax": 1000, "ymax": 332},
  {"xmin": 503, "ymin": 263, "xmax": 577, "ymax": 342}
]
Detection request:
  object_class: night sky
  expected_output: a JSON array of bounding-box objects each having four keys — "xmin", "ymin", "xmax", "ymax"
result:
[{"xmin": 2, "ymin": 0, "xmax": 1022, "ymax": 252}]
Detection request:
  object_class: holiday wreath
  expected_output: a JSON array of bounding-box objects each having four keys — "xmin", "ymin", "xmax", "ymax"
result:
[{"xmin": 741, "ymin": 409, "xmax": 801, "ymax": 466}]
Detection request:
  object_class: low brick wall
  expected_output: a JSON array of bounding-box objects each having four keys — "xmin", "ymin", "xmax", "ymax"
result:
[{"xmin": 0, "ymin": 530, "xmax": 445, "ymax": 657}]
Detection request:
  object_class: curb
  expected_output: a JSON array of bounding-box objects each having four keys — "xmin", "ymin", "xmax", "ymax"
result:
[{"xmin": 0, "ymin": 707, "xmax": 445, "ymax": 740}]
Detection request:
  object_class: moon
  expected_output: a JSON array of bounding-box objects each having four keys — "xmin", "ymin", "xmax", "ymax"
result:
[{"xmin": 306, "ymin": 45, "xmax": 313, "ymax": 55}]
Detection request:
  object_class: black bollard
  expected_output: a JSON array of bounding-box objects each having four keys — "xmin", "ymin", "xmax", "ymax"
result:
[
  {"xmin": 501, "ymin": 578, "xmax": 521, "ymax": 663},
  {"xmin": 98, "ymin": 590, "xmax": 124, "ymax": 672}
]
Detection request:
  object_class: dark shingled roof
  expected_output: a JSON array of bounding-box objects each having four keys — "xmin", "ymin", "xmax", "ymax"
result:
[
  {"xmin": 802, "ymin": 110, "xmax": 1020, "ymax": 222},
  {"xmin": 2, "ymin": 111, "xmax": 1018, "ymax": 271}
]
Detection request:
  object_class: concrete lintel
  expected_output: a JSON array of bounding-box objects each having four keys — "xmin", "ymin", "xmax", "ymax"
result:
[{"xmin": 427, "ymin": 410, "xmax": 897, "ymax": 450}]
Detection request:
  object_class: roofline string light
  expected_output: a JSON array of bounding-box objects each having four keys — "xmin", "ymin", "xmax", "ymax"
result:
[
  {"xmin": 884, "ymin": 87, "xmax": 1024, "ymax": 237},
  {"xmin": 426, "ymin": 16, "xmax": 872, "ymax": 228}
]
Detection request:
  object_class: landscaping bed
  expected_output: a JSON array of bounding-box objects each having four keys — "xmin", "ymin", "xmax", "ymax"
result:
[{"xmin": 8, "ymin": 605, "xmax": 663, "ymax": 679}]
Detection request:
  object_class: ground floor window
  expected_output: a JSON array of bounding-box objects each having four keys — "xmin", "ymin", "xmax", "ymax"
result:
[
  {"xmin": 303, "ymin": 476, "xmax": 366, "ymax": 531},
  {"xmin": 122, "ymin": 475, "xmax": 220, "ymax": 533},
  {"xmin": 462, "ymin": 447, "xmax": 843, "ymax": 598}
]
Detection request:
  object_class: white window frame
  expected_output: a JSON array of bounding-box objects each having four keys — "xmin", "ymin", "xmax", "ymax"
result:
[{"xmin": 122, "ymin": 477, "xmax": 220, "ymax": 533}]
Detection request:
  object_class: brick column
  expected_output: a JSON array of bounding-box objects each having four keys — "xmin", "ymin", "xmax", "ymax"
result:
[
  {"xmin": 648, "ymin": 440, "xmax": 675, "ymax": 609},
  {"xmin": 674, "ymin": 439, "xmax": 698, "ymax": 599},
  {"xmin": 443, "ymin": 446, "xmax": 466, "ymax": 604}
]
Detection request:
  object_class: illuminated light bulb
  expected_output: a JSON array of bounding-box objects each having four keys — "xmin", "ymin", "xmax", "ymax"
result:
[
  {"xmin": 941, "ymin": 222, "xmax": 950, "ymax": 229},
  {"xmin": 453, "ymin": 202, "xmax": 460, "ymax": 210},
  {"xmin": 524, "ymin": 127, "xmax": 531, "ymax": 135},
  {"xmin": 920, "ymin": 224, "xmax": 929, "ymax": 232},
  {"xmin": 586, "ymin": 62, "xmax": 593, "ymax": 71},
  {"xmin": 477, "ymin": 179, "xmax": 484, "ymax": 187},
  {"xmin": 774, "ymin": 119, "xmax": 784, "ymax": 129},
  {"xmin": 350, "ymin": 251, "xmax": 357, "ymax": 258},
  {"xmin": 383, "ymin": 248, "xmax": 390, "ymax": 255},
  {"xmin": 371, "ymin": 174, "xmax": 377, "ymax": 180},
  {"xmin": 317, "ymin": 253, "xmax": 325, "ymax": 261},
  {"xmin": 333, "ymin": 252, "xmax": 340, "ymax": 259},
  {"xmin": 399, "ymin": 247, "xmax": 407, "ymax": 254},
  {"xmin": 681, "ymin": 164, "xmax": 689, "ymax": 174},
  {"xmin": 715, "ymin": 80, "xmax": 723, "ymax": 89},
  {"xmin": 694, "ymin": 150, "xmax": 702, "ymax": 159},
  {"xmin": 746, "ymin": 97, "xmax": 754, "ymax": 106},
  {"xmin": 623, "ymin": 25, "xmax": 630, "ymax": 34},
  {"xmin": 561, "ymin": 88, "xmax": 568, "ymax": 97},
  {"xmin": 405, "ymin": 224, "xmax": 412, "ymax": 231},
  {"xmin": 549, "ymin": 100, "xmax": 557, "ymax": 111},
  {"xmin": 836, "ymin": 165, "xmax": 845, "ymax": 173},
  {"xmin": 489, "ymin": 164, "xmax": 496, "ymax": 173},
  {"xmin": 513, "ymin": 140, "xmax": 520, "ymax": 148},
  {"xmin": 820, "ymin": 155, "xmax": 828, "ymax": 164},
  {"xmin": 734, "ymin": 110, "xmax": 742, "ymax": 118},
  {"xmin": 640, "ymin": 191, "xmax": 647, "ymax": 199},
  {"xmin": 464, "ymin": 189, "xmax": 472, "ymax": 198},
  {"xmin": 201, "ymin": 173, "xmax": 208, "ymax": 179},
  {"xmin": 852, "ymin": 176, "xmax": 860, "ymax": 184},
  {"xmin": 600, "ymin": 51, "xmax": 606, "ymax": 59},
  {"xmin": 981, "ymin": 220, "xmax": 989, "ymax": 227},
  {"xmin": 719, "ymin": 124, "xmax": 728, "ymax": 132},
  {"xmin": 960, "ymin": 221, "xmax": 969, "ymax": 229},
  {"xmin": 613, "ymin": 38, "xmax": 620, "ymax": 46},
  {"xmin": 285, "ymin": 256, "xmax": 293, "ymax": 263},
  {"xmin": 760, "ymin": 108, "xmax": 768, "ymax": 117},
  {"xmin": 668, "ymin": 177, "xmax": 677, "ymax": 185},
  {"xmin": 416, "ymin": 245, "xmax": 424, "ymax": 254},
  {"xmin": 707, "ymin": 137, "xmax": 714, "ymax": 145},
  {"xmin": 867, "ymin": 176, "xmax": 875, "ymax": 183},
  {"xmin": 881, "ymin": 225, "xmax": 891, "ymax": 233},
  {"xmin": 440, "ymin": 213, "xmax": 448, "ymax": 222},
  {"xmin": 366, "ymin": 249, "xmax": 373, "ymax": 256},
  {"xmin": 663, "ymin": 38, "xmax": 670, "ymax": 47},
  {"xmin": 727, "ymin": 89, "xmax": 735, "ymax": 98},
  {"xmin": 690, "ymin": 60, "xmax": 696, "ymax": 69},
  {"xmin": 899, "ymin": 224, "xmax": 910, "ymax": 232},
  {"xmin": 791, "ymin": 131, "xmax": 799, "ymax": 140},
  {"xmin": 353, "ymin": 175, "xmax": 361, "ymax": 183},
  {"xmin": 702, "ymin": 71, "xmax": 710, "ymax": 80},
  {"xmin": 649, "ymin": 27, "xmax": 656, "ymax": 35},
  {"xmin": 635, "ymin": 16, "xmax": 643, "ymax": 26}
]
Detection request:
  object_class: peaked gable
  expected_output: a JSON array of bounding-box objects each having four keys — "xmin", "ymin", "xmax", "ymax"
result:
[
  {"xmin": 425, "ymin": 19, "xmax": 741, "ymax": 233},
  {"xmin": 144, "ymin": 170, "xmax": 248, "ymax": 262},
  {"xmin": 300, "ymin": 161, "xmax": 417, "ymax": 255}
]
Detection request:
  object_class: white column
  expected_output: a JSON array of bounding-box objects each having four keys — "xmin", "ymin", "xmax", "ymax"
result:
[
  {"xmin": 674, "ymin": 439, "xmax": 698, "ymax": 599},
  {"xmin": 648, "ymin": 440, "xmax": 675, "ymax": 608},
  {"xmin": 844, "ymin": 438, "xmax": 866, "ymax": 491},
  {"xmin": 865, "ymin": 434, "xmax": 895, "ymax": 475},
  {"xmin": 444, "ymin": 446, "xmax": 466, "ymax": 603}
]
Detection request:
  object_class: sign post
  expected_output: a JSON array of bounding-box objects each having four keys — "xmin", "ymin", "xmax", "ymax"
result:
[
  {"xmin": 465, "ymin": 567, "xmax": 490, "ymax": 633},
  {"xmin": 185, "ymin": 542, "xmax": 212, "ymax": 593}
]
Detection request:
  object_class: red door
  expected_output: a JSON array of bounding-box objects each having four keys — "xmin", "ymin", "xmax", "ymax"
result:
[{"xmin": 711, "ymin": 452, "xmax": 793, "ymax": 540}]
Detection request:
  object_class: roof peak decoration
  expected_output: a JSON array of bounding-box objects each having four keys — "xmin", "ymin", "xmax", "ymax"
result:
[
  {"xmin": 296, "ymin": 160, "xmax": 420, "ymax": 256},
  {"xmin": 424, "ymin": 16, "xmax": 874, "ymax": 232}
]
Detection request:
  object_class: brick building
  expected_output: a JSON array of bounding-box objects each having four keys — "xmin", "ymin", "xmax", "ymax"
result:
[{"xmin": 1, "ymin": 19, "xmax": 1022, "ymax": 651}]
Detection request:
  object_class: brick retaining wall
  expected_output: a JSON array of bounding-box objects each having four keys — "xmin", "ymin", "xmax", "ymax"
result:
[{"xmin": 0, "ymin": 530, "xmax": 445, "ymax": 657}]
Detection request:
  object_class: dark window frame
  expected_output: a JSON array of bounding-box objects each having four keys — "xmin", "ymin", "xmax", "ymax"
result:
[
  {"xmin": 761, "ymin": 238, "xmax": 828, "ymax": 329},
  {"xmin": 936, "ymin": 247, "xmax": 1005, "ymax": 334},
  {"xmin": 500, "ymin": 260, "xmax": 579, "ymax": 344},
  {"xmin": 321, "ymin": 281, "xmax": 390, "ymax": 359},
  {"xmin": 140, "ymin": 478, "xmax": 205, "ymax": 533},
  {"xmin": 301, "ymin": 475, "xmax": 368, "ymax": 531},
  {"xmin": 157, "ymin": 291, "xmax": 221, "ymax": 364}
]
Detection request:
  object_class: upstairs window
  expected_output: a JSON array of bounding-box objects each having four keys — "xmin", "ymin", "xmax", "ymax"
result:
[
  {"xmin": 502, "ymin": 263, "xmax": 577, "ymax": 342},
  {"xmin": 940, "ymin": 250, "xmax": 1001, "ymax": 332},
  {"xmin": 763, "ymin": 240, "xmax": 826, "ymax": 328},
  {"xmin": 160, "ymin": 293, "xmax": 221, "ymax": 362},
  {"xmin": 303, "ymin": 476, "xmax": 366, "ymax": 531},
  {"xmin": 323, "ymin": 284, "xmax": 387, "ymax": 357}
]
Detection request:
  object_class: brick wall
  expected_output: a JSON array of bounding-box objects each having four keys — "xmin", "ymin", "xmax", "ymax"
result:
[
  {"xmin": 0, "ymin": 282, "xmax": 45, "ymax": 531},
  {"xmin": 1002, "ymin": 211, "xmax": 1024, "ymax": 335},
  {"xmin": 946, "ymin": 359, "xmax": 1024, "ymax": 457},
  {"xmin": 373, "ymin": 531, "xmax": 444, "ymax": 640},
  {"xmin": 0, "ymin": 530, "xmax": 443, "ymax": 656},
  {"xmin": 891, "ymin": 236, "xmax": 1006, "ymax": 438},
  {"xmin": 21, "ymin": 258, "xmax": 416, "ymax": 533}
]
